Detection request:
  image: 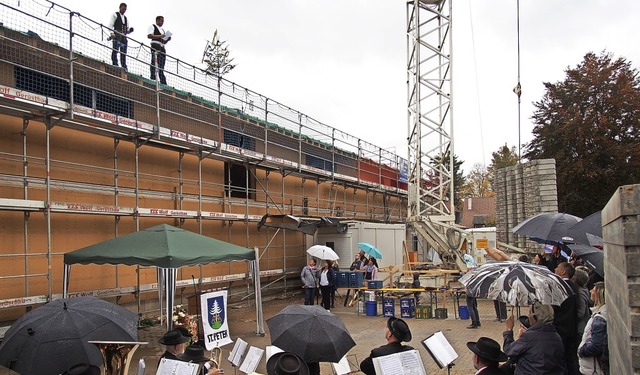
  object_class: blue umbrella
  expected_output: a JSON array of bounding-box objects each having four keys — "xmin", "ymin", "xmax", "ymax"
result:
[{"xmin": 357, "ymin": 242, "xmax": 383, "ymax": 259}]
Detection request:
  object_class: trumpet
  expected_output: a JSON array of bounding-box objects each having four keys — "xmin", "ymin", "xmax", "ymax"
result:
[
  {"xmin": 89, "ymin": 341, "xmax": 146, "ymax": 375},
  {"xmin": 210, "ymin": 346, "xmax": 223, "ymax": 369}
]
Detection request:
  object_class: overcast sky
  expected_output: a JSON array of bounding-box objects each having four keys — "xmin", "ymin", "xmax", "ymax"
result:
[{"xmin": 46, "ymin": 0, "xmax": 640, "ymax": 173}]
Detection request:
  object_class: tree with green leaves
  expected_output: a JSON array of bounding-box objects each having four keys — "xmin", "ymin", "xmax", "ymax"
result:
[
  {"xmin": 524, "ymin": 51, "xmax": 640, "ymax": 217},
  {"xmin": 487, "ymin": 143, "xmax": 519, "ymax": 188}
]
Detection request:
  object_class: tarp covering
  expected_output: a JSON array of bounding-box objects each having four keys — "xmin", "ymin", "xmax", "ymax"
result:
[
  {"xmin": 257, "ymin": 214, "xmax": 347, "ymax": 235},
  {"xmin": 64, "ymin": 224, "xmax": 255, "ymax": 268}
]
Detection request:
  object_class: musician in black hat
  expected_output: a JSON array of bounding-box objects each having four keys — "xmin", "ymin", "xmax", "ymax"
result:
[
  {"xmin": 266, "ymin": 352, "xmax": 310, "ymax": 375},
  {"xmin": 158, "ymin": 329, "xmax": 190, "ymax": 364},
  {"xmin": 179, "ymin": 346, "xmax": 223, "ymax": 375},
  {"xmin": 359, "ymin": 317, "xmax": 414, "ymax": 375},
  {"xmin": 467, "ymin": 337, "xmax": 508, "ymax": 375}
]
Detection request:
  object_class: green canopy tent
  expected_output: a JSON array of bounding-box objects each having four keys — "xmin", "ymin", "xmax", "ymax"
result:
[{"xmin": 63, "ymin": 224, "xmax": 264, "ymax": 335}]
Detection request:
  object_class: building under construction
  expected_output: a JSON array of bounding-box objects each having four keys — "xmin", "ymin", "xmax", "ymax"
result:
[{"xmin": 0, "ymin": 1, "xmax": 408, "ymax": 321}]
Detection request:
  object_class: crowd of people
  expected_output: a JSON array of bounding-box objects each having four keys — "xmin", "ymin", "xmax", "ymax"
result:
[
  {"xmin": 300, "ymin": 249, "xmax": 379, "ymax": 311},
  {"xmin": 461, "ymin": 244, "xmax": 608, "ymax": 375}
]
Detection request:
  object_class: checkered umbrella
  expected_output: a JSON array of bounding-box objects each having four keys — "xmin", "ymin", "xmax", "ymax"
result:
[{"xmin": 459, "ymin": 261, "xmax": 574, "ymax": 306}]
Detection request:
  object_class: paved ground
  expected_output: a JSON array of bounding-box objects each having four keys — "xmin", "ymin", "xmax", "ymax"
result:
[{"xmin": 0, "ymin": 293, "xmax": 513, "ymax": 374}]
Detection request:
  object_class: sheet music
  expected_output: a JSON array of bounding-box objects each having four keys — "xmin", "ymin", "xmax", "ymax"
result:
[
  {"xmin": 331, "ymin": 355, "xmax": 352, "ymax": 375},
  {"xmin": 265, "ymin": 345, "xmax": 284, "ymax": 362},
  {"xmin": 156, "ymin": 358, "xmax": 199, "ymax": 375},
  {"xmin": 229, "ymin": 338, "xmax": 248, "ymax": 367},
  {"xmin": 372, "ymin": 350, "xmax": 426, "ymax": 375},
  {"xmin": 239, "ymin": 346, "xmax": 264, "ymax": 374},
  {"xmin": 422, "ymin": 331, "xmax": 458, "ymax": 368}
]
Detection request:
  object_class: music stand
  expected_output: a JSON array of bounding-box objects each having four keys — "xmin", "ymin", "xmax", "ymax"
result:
[{"xmin": 421, "ymin": 331, "xmax": 458, "ymax": 375}]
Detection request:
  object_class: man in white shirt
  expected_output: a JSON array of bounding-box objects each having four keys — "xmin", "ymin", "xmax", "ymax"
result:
[
  {"xmin": 108, "ymin": 3, "xmax": 133, "ymax": 70},
  {"xmin": 147, "ymin": 15, "xmax": 171, "ymax": 84}
]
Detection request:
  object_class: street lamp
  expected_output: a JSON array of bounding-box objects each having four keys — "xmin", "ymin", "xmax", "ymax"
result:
[{"xmin": 202, "ymin": 29, "xmax": 236, "ymax": 145}]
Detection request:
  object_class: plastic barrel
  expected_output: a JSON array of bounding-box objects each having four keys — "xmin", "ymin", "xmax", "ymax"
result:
[
  {"xmin": 365, "ymin": 301, "xmax": 377, "ymax": 316},
  {"xmin": 459, "ymin": 305, "xmax": 470, "ymax": 320}
]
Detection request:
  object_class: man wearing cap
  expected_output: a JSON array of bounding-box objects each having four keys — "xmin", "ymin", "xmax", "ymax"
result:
[
  {"xmin": 158, "ymin": 329, "xmax": 190, "ymax": 364},
  {"xmin": 359, "ymin": 317, "xmax": 414, "ymax": 375},
  {"xmin": 467, "ymin": 337, "xmax": 508, "ymax": 375}
]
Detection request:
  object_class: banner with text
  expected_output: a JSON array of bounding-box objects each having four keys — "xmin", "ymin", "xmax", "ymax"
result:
[{"xmin": 200, "ymin": 290, "xmax": 233, "ymax": 350}]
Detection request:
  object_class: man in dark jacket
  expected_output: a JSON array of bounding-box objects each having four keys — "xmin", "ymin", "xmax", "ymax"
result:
[
  {"xmin": 554, "ymin": 262, "xmax": 580, "ymax": 375},
  {"xmin": 467, "ymin": 337, "xmax": 508, "ymax": 375},
  {"xmin": 360, "ymin": 317, "xmax": 414, "ymax": 375},
  {"xmin": 503, "ymin": 302, "xmax": 565, "ymax": 374}
]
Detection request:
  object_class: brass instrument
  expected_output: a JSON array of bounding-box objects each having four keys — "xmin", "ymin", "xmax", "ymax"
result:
[
  {"xmin": 89, "ymin": 341, "xmax": 147, "ymax": 375},
  {"xmin": 210, "ymin": 346, "xmax": 223, "ymax": 369}
]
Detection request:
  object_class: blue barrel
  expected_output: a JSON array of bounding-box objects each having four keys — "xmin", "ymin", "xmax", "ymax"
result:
[
  {"xmin": 365, "ymin": 301, "xmax": 377, "ymax": 316},
  {"xmin": 459, "ymin": 305, "xmax": 470, "ymax": 320}
]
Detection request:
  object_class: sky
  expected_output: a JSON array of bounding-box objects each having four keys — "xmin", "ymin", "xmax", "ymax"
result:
[{"xmin": 29, "ymin": 0, "xmax": 640, "ymax": 173}]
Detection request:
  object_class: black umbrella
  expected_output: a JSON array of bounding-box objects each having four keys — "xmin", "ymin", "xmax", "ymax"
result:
[
  {"xmin": 568, "ymin": 211, "xmax": 603, "ymax": 247},
  {"xmin": 566, "ymin": 243, "xmax": 604, "ymax": 278},
  {"xmin": 512, "ymin": 212, "xmax": 581, "ymax": 244},
  {"xmin": 266, "ymin": 305, "xmax": 355, "ymax": 363},
  {"xmin": 459, "ymin": 261, "xmax": 574, "ymax": 306},
  {"xmin": 0, "ymin": 296, "xmax": 138, "ymax": 374}
]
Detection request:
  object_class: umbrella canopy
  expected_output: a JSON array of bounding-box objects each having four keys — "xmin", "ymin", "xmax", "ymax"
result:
[
  {"xmin": 266, "ymin": 305, "xmax": 355, "ymax": 363},
  {"xmin": 512, "ymin": 212, "xmax": 581, "ymax": 244},
  {"xmin": 64, "ymin": 224, "xmax": 255, "ymax": 268},
  {"xmin": 460, "ymin": 261, "xmax": 574, "ymax": 306},
  {"xmin": 566, "ymin": 244, "xmax": 604, "ymax": 278},
  {"xmin": 357, "ymin": 242, "xmax": 383, "ymax": 259},
  {"xmin": 306, "ymin": 245, "xmax": 339, "ymax": 261},
  {"xmin": 568, "ymin": 211, "xmax": 603, "ymax": 247},
  {"xmin": 0, "ymin": 296, "xmax": 138, "ymax": 374}
]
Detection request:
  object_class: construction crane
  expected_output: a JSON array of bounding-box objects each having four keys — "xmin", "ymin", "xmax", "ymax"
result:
[{"xmin": 406, "ymin": 0, "xmax": 468, "ymax": 271}]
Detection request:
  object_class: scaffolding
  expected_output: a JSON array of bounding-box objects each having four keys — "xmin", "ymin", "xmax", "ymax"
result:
[{"xmin": 0, "ymin": 0, "xmax": 408, "ymax": 320}]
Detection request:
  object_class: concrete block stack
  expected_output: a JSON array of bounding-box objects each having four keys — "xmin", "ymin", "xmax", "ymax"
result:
[
  {"xmin": 494, "ymin": 159, "xmax": 558, "ymax": 253},
  {"xmin": 603, "ymin": 184, "xmax": 640, "ymax": 374}
]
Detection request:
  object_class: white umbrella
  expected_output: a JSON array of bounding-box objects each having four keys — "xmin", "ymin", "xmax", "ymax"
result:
[{"xmin": 306, "ymin": 245, "xmax": 339, "ymax": 260}]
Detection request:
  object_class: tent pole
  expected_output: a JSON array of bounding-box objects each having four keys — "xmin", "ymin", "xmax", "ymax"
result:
[
  {"xmin": 166, "ymin": 268, "xmax": 177, "ymax": 330},
  {"xmin": 253, "ymin": 248, "xmax": 265, "ymax": 335},
  {"xmin": 63, "ymin": 264, "xmax": 70, "ymax": 297},
  {"xmin": 157, "ymin": 268, "xmax": 164, "ymax": 327}
]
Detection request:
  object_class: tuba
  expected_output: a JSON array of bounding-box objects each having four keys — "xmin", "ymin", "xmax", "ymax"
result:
[
  {"xmin": 210, "ymin": 346, "xmax": 223, "ymax": 369},
  {"xmin": 89, "ymin": 341, "xmax": 147, "ymax": 375}
]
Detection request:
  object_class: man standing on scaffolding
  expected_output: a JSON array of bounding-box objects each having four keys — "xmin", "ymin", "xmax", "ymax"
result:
[
  {"xmin": 148, "ymin": 15, "xmax": 171, "ymax": 85},
  {"xmin": 108, "ymin": 3, "xmax": 133, "ymax": 71}
]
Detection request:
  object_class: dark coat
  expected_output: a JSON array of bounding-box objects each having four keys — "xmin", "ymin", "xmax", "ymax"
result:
[
  {"xmin": 359, "ymin": 342, "xmax": 414, "ymax": 375},
  {"xmin": 502, "ymin": 323, "xmax": 565, "ymax": 375},
  {"xmin": 476, "ymin": 366, "xmax": 507, "ymax": 375},
  {"xmin": 553, "ymin": 278, "xmax": 579, "ymax": 341}
]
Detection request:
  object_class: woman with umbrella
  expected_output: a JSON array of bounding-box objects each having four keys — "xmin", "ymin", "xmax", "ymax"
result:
[
  {"xmin": 301, "ymin": 258, "xmax": 319, "ymax": 306},
  {"xmin": 502, "ymin": 302, "xmax": 565, "ymax": 374},
  {"xmin": 319, "ymin": 260, "xmax": 336, "ymax": 311},
  {"xmin": 363, "ymin": 258, "xmax": 377, "ymax": 284}
]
